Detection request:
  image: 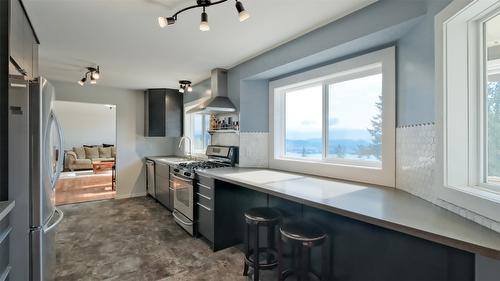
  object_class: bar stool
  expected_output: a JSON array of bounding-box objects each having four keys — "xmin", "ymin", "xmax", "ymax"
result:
[
  {"xmin": 278, "ymin": 220, "xmax": 330, "ymax": 281},
  {"xmin": 243, "ymin": 207, "xmax": 282, "ymax": 281}
]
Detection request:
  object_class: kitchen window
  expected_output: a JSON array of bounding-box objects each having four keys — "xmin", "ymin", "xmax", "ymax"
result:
[
  {"xmin": 270, "ymin": 47, "xmax": 395, "ymax": 187},
  {"xmin": 437, "ymin": 0, "xmax": 500, "ymax": 222},
  {"xmin": 186, "ymin": 112, "xmax": 210, "ymax": 155}
]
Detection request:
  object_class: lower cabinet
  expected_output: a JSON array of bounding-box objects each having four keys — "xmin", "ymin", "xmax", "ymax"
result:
[
  {"xmin": 155, "ymin": 162, "xmax": 171, "ymax": 210},
  {"xmin": 196, "ymin": 175, "xmax": 214, "ymax": 245}
]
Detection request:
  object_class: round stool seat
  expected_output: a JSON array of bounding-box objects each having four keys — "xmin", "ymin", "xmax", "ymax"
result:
[
  {"xmin": 280, "ymin": 221, "xmax": 326, "ymax": 246},
  {"xmin": 244, "ymin": 207, "xmax": 281, "ymax": 225}
]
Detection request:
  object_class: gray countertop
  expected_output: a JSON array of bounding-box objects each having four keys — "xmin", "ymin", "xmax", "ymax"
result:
[
  {"xmin": 0, "ymin": 201, "xmax": 15, "ymax": 221},
  {"xmin": 145, "ymin": 156, "xmax": 192, "ymax": 165},
  {"xmin": 197, "ymin": 167, "xmax": 500, "ymax": 259}
]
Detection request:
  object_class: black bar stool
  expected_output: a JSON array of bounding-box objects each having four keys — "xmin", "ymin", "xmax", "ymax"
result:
[
  {"xmin": 243, "ymin": 207, "xmax": 282, "ymax": 281},
  {"xmin": 278, "ymin": 220, "xmax": 330, "ymax": 281}
]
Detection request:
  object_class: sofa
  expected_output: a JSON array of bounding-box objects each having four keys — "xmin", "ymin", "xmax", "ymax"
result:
[{"xmin": 64, "ymin": 145, "xmax": 116, "ymax": 171}]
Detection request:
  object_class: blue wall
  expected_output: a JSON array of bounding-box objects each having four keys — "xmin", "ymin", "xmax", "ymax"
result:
[{"xmin": 188, "ymin": 0, "xmax": 451, "ymax": 131}]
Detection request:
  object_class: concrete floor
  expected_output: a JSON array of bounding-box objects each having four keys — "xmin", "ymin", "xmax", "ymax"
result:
[{"xmin": 55, "ymin": 197, "xmax": 250, "ymax": 281}]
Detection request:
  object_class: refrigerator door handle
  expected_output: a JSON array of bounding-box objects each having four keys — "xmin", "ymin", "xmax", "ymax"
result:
[
  {"xmin": 43, "ymin": 208, "xmax": 64, "ymax": 234},
  {"xmin": 43, "ymin": 111, "xmax": 64, "ymax": 189}
]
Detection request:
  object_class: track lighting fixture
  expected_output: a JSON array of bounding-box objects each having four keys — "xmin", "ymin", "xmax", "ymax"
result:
[
  {"xmin": 78, "ymin": 66, "xmax": 101, "ymax": 86},
  {"xmin": 179, "ymin": 80, "xmax": 192, "ymax": 93},
  {"xmin": 158, "ymin": 0, "xmax": 249, "ymax": 31}
]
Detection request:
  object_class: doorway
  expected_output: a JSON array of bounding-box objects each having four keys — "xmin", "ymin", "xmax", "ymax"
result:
[{"xmin": 53, "ymin": 101, "xmax": 117, "ymax": 205}]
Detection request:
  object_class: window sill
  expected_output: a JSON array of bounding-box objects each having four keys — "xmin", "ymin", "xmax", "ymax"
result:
[
  {"xmin": 269, "ymin": 157, "xmax": 395, "ymax": 187},
  {"xmin": 439, "ymin": 185, "xmax": 500, "ymax": 223}
]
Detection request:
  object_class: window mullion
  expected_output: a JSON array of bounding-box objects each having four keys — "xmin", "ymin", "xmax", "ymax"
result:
[{"xmin": 322, "ymin": 83, "xmax": 329, "ymax": 160}]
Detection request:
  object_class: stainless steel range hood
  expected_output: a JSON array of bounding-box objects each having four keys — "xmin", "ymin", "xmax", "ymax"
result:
[{"xmin": 187, "ymin": 68, "xmax": 237, "ymax": 114}]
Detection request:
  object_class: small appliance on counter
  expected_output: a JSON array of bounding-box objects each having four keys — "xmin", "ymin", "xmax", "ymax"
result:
[{"xmin": 171, "ymin": 145, "xmax": 238, "ymax": 235}]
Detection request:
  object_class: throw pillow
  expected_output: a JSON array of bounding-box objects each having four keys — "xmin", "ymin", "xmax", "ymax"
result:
[
  {"xmin": 73, "ymin": 147, "xmax": 86, "ymax": 159},
  {"xmin": 99, "ymin": 147, "xmax": 112, "ymax": 158},
  {"xmin": 84, "ymin": 147, "xmax": 99, "ymax": 159},
  {"xmin": 111, "ymin": 146, "xmax": 116, "ymax": 157},
  {"xmin": 102, "ymin": 143, "xmax": 114, "ymax": 147},
  {"xmin": 83, "ymin": 145, "xmax": 97, "ymax": 148}
]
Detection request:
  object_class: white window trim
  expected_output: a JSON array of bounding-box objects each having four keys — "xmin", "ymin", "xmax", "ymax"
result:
[
  {"xmin": 184, "ymin": 98, "xmax": 210, "ymax": 157},
  {"xmin": 436, "ymin": 0, "xmax": 500, "ymax": 222},
  {"xmin": 269, "ymin": 47, "xmax": 396, "ymax": 187}
]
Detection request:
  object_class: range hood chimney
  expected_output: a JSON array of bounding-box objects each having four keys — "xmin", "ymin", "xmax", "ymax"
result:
[{"xmin": 187, "ymin": 68, "xmax": 236, "ymax": 114}]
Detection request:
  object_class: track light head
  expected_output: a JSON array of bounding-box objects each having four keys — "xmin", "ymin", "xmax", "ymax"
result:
[
  {"xmin": 235, "ymin": 1, "xmax": 249, "ymax": 22},
  {"xmin": 200, "ymin": 11, "xmax": 210, "ymax": 31},
  {"xmin": 158, "ymin": 16, "xmax": 167, "ymax": 28},
  {"xmin": 78, "ymin": 77, "xmax": 86, "ymax": 86},
  {"xmin": 187, "ymin": 85, "xmax": 193, "ymax": 92},
  {"xmin": 92, "ymin": 71, "xmax": 100, "ymax": 80},
  {"xmin": 167, "ymin": 17, "xmax": 176, "ymax": 25}
]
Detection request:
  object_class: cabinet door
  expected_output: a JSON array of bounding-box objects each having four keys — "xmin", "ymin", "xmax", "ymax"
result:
[
  {"xmin": 197, "ymin": 203, "xmax": 213, "ymax": 243},
  {"xmin": 168, "ymin": 166, "xmax": 174, "ymax": 210},
  {"xmin": 155, "ymin": 174, "xmax": 170, "ymax": 209},
  {"xmin": 144, "ymin": 90, "xmax": 166, "ymax": 137},
  {"xmin": 9, "ymin": 0, "xmax": 25, "ymax": 72},
  {"xmin": 165, "ymin": 89, "xmax": 183, "ymax": 137}
]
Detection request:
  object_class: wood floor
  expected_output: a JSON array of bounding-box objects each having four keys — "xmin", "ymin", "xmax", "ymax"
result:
[
  {"xmin": 56, "ymin": 170, "xmax": 115, "ymax": 205},
  {"xmin": 56, "ymin": 197, "xmax": 250, "ymax": 281}
]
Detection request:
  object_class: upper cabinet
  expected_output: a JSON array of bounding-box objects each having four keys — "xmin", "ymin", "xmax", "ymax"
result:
[
  {"xmin": 9, "ymin": 0, "xmax": 39, "ymax": 79},
  {"xmin": 144, "ymin": 89, "xmax": 183, "ymax": 137}
]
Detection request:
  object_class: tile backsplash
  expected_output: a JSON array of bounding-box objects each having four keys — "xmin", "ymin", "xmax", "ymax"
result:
[
  {"xmin": 396, "ymin": 123, "xmax": 500, "ymax": 234},
  {"xmin": 239, "ymin": 132, "xmax": 269, "ymax": 168}
]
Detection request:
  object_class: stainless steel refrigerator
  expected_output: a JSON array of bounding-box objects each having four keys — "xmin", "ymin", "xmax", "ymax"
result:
[{"xmin": 8, "ymin": 76, "xmax": 64, "ymax": 281}]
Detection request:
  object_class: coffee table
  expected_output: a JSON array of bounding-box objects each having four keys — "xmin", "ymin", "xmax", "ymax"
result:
[{"xmin": 92, "ymin": 161, "xmax": 114, "ymax": 174}]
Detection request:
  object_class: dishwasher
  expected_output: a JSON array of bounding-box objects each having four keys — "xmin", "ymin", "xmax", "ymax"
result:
[{"xmin": 146, "ymin": 160, "xmax": 156, "ymax": 199}]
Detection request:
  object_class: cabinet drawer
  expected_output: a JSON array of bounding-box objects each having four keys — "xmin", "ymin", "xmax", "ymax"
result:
[
  {"xmin": 197, "ymin": 175, "xmax": 214, "ymax": 188},
  {"xmin": 196, "ymin": 182, "xmax": 213, "ymax": 198},
  {"xmin": 197, "ymin": 203, "xmax": 213, "ymax": 242},
  {"xmin": 196, "ymin": 192, "xmax": 212, "ymax": 209},
  {"xmin": 155, "ymin": 162, "xmax": 169, "ymax": 177}
]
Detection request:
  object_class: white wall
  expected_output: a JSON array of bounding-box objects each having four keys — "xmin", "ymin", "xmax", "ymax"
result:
[
  {"xmin": 55, "ymin": 101, "xmax": 116, "ymax": 149},
  {"xmin": 52, "ymin": 80, "xmax": 179, "ymax": 198}
]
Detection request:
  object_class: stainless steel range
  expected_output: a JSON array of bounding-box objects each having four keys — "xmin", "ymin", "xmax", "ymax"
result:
[{"xmin": 171, "ymin": 145, "xmax": 238, "ymax": 235}]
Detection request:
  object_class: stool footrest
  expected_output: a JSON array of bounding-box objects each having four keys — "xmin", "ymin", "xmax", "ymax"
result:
[{"xmin": 245, "ymin": 248, "xmax": 279, "ymax": 269}]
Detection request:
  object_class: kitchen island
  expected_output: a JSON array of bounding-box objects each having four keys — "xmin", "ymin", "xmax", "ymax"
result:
[{"xmin": 196, "ymin": 167, "xmax": 500, "ymax": 281}]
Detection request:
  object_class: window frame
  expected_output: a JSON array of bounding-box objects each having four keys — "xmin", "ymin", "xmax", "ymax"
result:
[
  {"xmin": 184, "ymin": 98, "xmax": 211, "ymax": 157},
  {"xmin": 436, "ymin": 0, "xmax": 500, "ymax": 222},
  {"xmin": 269, "ymin": 47, "xmax": 396, "ymax": 187}
]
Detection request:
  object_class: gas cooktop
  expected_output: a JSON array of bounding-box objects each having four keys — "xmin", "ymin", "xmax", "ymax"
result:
[{"xmin": 177, "ymin": 161, "xmax": 229, "ymax": 171}]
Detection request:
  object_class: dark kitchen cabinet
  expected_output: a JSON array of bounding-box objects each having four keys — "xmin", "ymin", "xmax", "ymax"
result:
[
  {"xmin": 155, "ymin": 162, "xmax": 171, "ymax": 210},
  {"xmin": 9, "ymin": 0, "xmax": 39, "ymax": 79},
  {"xmin": 144, "ymin": 89, "xmax": 183, "ymax": 137},
  {"xmin": 196, "ymin": 175, "xmax": 214, "ymax": 244}
]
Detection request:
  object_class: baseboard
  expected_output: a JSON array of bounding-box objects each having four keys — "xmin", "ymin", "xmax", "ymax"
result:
[{"xmin": 115, "ymin": 192, "xmax": 147, "ymax": 199}]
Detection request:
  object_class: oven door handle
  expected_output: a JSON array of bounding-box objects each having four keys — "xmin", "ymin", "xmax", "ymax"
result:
[
  {"xmin": 171, "ymin": 174, "xmax": 192, "ymax": 183},
  {"xmin": 172, "ymin": 210, "xmax": 194, "ymax": 226}
]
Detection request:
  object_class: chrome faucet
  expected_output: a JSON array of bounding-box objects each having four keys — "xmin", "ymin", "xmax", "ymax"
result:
[{"xmin": 178, "ymin": 136, "xmax": 192, "ymax": 159}]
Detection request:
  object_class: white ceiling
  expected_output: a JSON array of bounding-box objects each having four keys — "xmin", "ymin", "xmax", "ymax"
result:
[{"xmin": 24, "ymin": 0, "xmax": 375, "ymax": 89}]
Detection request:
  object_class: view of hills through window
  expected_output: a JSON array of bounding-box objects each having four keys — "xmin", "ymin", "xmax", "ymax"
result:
[
  {"xmin": 486, "ymin": 14, "xmax": 500, "ymax": 183},
  {"xmin": 284, "ymin": 72, "xmax": 383, "ymax": 162}
]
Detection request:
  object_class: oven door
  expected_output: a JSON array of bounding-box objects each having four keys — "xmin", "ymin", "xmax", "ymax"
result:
[{"xmin": 172, "ymin": 173, "xmax": 193, "ymax": 221}]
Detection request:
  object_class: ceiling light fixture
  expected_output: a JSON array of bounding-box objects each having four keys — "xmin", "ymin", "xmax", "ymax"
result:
[
  {"xmin": 179, "ymin": 80, "xmax": 192, "ymax": 93},
  {"xmin": 158, "ymin": 0, "xmax": 249, "ymax": 31},
  {"xmin": 78, "ymin": 66, "xmax": 101, "ymax": 86}
]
